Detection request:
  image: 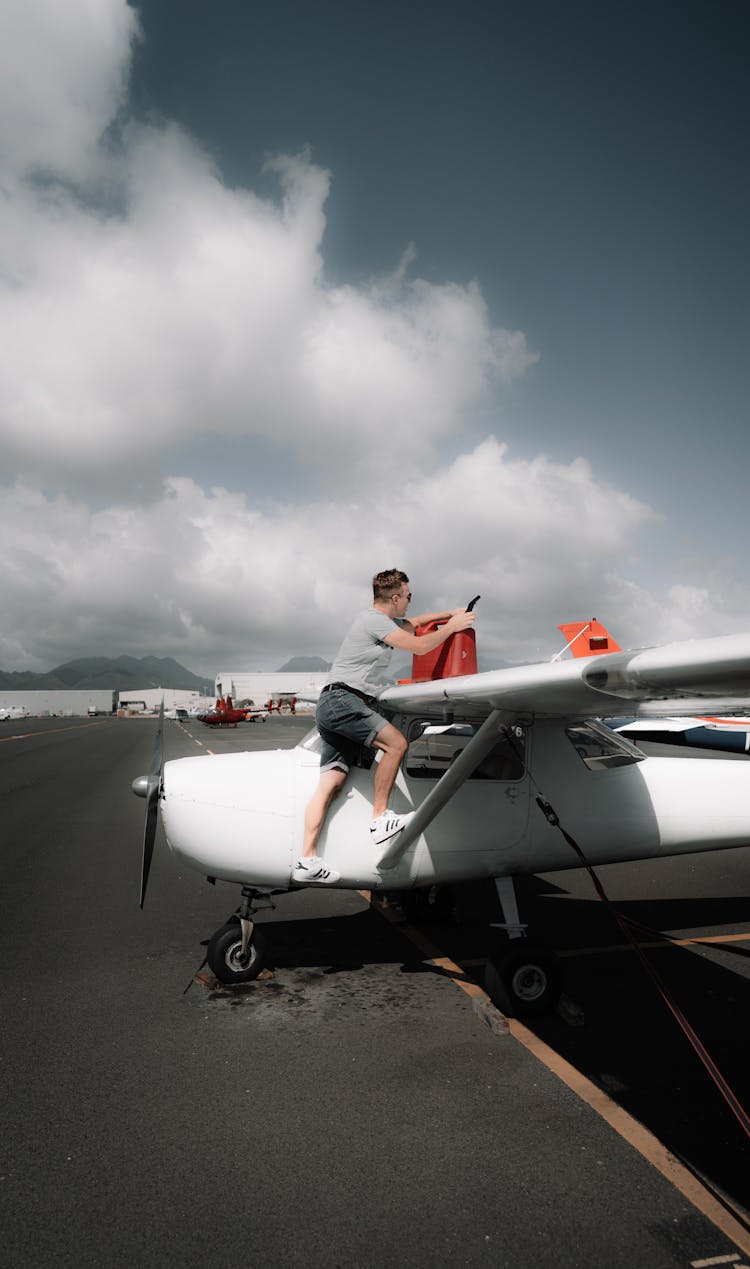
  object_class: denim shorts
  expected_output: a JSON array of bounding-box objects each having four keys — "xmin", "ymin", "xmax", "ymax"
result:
[{"xmin": 316, "ymin": 685, "xmax": 389, "ymax": 774}]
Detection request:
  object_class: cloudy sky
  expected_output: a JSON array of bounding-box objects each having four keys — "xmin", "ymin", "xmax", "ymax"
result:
[{"xmin": 1, "ymin": 0, "xmax": 748, "ymax": 675}]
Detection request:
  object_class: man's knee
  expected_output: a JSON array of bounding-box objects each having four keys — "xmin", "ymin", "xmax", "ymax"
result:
[
  {"xmin": 376, "ymin": 725, "xmax": 408, "ymax": 757},
  {"xmin": 323, "ymin": 768, "xmax": 348, "ymax": 797},
  {"xmin": 329, "ymin": 770, "xmax": 347, "ymax": 799}
]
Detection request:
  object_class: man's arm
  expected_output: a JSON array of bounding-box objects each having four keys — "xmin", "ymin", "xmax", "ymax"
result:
[
  {"xmin": 407, "ymin": 607, "xmax": 465, "ymax": 628},
  {"xmin": 384, "ymin": 610, "xmax": 475, "ymax": 655}
]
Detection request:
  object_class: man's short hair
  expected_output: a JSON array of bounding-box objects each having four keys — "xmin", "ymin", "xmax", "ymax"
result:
[{"xmin": 372, "ymin": 568, "xmax": 409, "ymax": 601}]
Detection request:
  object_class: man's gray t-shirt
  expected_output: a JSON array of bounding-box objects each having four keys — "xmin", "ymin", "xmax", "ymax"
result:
[{"xmin": 325, "ymin": 609, "xmax": 408, "ymax": 696}]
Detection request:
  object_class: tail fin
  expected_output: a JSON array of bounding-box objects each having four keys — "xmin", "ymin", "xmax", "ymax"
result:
[{"xmin": 557, "ymin": 619, "xmax": 621, "ymax": 659}]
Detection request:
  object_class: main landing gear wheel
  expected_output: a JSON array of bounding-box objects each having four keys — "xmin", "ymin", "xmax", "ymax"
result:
[
  {"xmin": 207, "ymin": 923, "xmax": 269, "ymax": 984},
  {"xmin": 484, "ymin": 941, "xmax": 563, "ymax": 1018}
]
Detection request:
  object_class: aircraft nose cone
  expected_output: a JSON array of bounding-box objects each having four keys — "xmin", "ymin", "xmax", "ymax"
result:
[{"xmin": 131, "ymin": 774, "xmax": 149, "ymax": 799}]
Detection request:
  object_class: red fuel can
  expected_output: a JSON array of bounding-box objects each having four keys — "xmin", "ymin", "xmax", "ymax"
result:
[{"xmin": 410, "ymin": 620, "xmax": 478, "ymax": 682}]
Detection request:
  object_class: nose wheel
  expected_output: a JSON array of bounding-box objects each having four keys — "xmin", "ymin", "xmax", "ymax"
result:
[
  {"xmin": 206, "ymin": 886, "xmax": 272, "ymax": 984},
  {"xmin": 207, "ymin": 922, "xmax": 269, "ymax": 983}
]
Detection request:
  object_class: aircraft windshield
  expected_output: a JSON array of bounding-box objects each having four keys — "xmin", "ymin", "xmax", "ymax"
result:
[{"xmin": 565, "ymin": 719, "xmax": 645, "ymax": 770}]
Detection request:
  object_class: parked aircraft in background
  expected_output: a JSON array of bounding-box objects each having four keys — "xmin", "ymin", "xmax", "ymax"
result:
[
  {"xmin": 611, "ymin": 714, "xmax": 750, "ymax": 753},
  {"xmin": 198, "ymin": 695, "xmax": 269, "ymax": 727},
  {"xmin": 264, "ymin": 696, "xmax": 299, "ymax": 714}
]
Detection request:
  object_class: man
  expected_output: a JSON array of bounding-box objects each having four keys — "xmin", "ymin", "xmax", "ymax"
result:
[{"xmin": 293, "ymin": 569, "xmax": 476, "ymax": 884}]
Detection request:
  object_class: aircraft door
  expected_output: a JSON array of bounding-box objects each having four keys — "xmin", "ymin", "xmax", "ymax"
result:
[{"xmin": 402, "ymin": 719, "xmax": 530, "ymax": 883}]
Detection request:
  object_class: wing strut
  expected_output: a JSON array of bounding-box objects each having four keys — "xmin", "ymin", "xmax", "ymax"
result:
[{"xmin": 378, "ymin": 709, "xmax": 508, "ymax": 870}]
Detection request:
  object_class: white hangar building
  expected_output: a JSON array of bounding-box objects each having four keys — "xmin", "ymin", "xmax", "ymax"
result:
[{"xmin": 0, "ymin": 687, "xmax": 215, "ymax": 718}]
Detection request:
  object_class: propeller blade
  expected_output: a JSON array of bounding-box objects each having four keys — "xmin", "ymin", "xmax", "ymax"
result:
[
  {"xmin": 139, "ymin": 702, "xmax": 165, "ymax": 909},
  {"xmin": 139, "ymin": 788, "xmax": 159, "ymax": 909}
]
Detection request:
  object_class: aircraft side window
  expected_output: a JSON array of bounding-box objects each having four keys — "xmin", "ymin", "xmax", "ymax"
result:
[
  {"xmin": 565, "ymin": 719, "xmax": 645, "ymax": 770},
  {"xmin": 405, "ymin": 720, "xmax": 524, "ymax": 781}
]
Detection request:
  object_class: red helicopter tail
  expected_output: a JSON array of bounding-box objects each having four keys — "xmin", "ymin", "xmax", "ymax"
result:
[{"xmin": 557, "ymin": 619, "xmax": 621, "ymax": 658}]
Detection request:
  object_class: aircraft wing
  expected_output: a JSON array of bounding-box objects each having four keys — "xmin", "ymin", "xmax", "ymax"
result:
[{"xmin": 378, "ymin": 631, "xmax": 750, "ymax": 721}]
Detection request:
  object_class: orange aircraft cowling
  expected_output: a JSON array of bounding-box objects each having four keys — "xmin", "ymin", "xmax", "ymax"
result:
[{"xmin": 558, "ymin": 619, "xmax": 622, "ymax": 658}]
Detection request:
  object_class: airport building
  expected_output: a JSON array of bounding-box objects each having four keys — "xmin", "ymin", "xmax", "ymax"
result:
[
  {"xmin": 115, "ymin": 688, "xmax": 212, "ymax": 714},
  {"xmin": 0, "ymin": 689, "xmax": 118, "ymax": 718},
  {"xmin": 0, "ymin": 687, "xmax": 214, "ymax": 718},
  {"xmin": 0, "ymin": 676, "xmax": 328, "ymax": 718}
]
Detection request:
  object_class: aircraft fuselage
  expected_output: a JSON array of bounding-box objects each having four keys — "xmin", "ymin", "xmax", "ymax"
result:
[{"xmin": 159, "ymin": 716, "xmax": 750, "ymax": 892}]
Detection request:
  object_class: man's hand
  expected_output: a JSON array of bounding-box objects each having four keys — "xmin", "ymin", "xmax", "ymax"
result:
[
  {"xmin": 385, "ymin": 607, "xmax": 475, "ymax": 653},
  {"xmin": 446, "ymin": 610, "xmax": 476, "ymax": 633}
]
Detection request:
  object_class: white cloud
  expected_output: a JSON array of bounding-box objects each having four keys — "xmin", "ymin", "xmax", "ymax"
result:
[
  {"xmin": 0, "ymin": 0, "xmax": 138, "ymax": 182},
  {"xmin": 0, "ymin": 0, "xmax": 536, "ymax": 493},
  {"xmin": 7, "ymin": 442, "xmax": 749, "ymax": 674},
  {"xmin": 2, "ymin": 0, "xmax": 748, "ymax": 676}
]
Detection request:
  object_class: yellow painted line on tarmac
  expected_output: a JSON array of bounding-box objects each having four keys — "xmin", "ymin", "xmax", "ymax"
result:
[
  {"xmin": 0, "ymin": 720, "xmax": 110, "ymax": 743},
  {"xmin": 506, "ymin": 1016, "xmax": 750, "ymax": 1256},
  {"xmin": 691, "ymin": 1254, "xmax": 744, "ymax": 1267},
  {"xmin": 557, "ymin": 931, "xmax": 750, "ymax": 958},
  {"xmin": 364, "ymin": 895, "xmax": 487, "ymax": 1004},
  {"xmin": 186, "ymin": 732, "xmax": 210, "ymax": 752},
  {"xmin": 391, "ymin": 918, "xmax": 489, "ymax": 999},
  {"xmin": 367, "ymin": 894, "xmax": 750, "ymax": 1257},
  {"xmin": 163, "ymin": 721, "xmax": 212, "ymax": 754},
  {"xmin": 689, "ymin": 933, "xmax": 750, "ymax": 946}
]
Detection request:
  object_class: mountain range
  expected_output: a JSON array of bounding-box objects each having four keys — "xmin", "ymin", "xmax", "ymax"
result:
[
  {"xmin": 0, "ymin": 654, "xmax": 333, "ymax": 692},
  {"xmin": 277, "ymin": 656, "xmax": 330, "ymax": 672},
  {"xmin": 0, "ymin": 656, "xmax": 213, "ymax": 693}
]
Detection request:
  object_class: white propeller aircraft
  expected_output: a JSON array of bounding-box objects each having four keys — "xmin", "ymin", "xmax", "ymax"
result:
[{"xmin": 132, "ymin": 621, "xmax": 750, "ymax": 1016}]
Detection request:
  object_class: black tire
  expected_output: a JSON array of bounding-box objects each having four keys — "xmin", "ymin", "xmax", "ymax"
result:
[
  {"xmin": 485, "ymin": 941, "xmax": 562, "ymax": 1018},
  {"xmin": 207, "ymin": 923, "xmax": 269, "ymax": 984}
]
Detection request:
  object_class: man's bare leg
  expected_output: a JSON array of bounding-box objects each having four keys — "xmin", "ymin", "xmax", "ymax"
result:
[
  {"xmin": 301, "ymin": 767, "xmax": 347, "ymax": 858},
  {"xmin": 371, "ymin": 723, "xmax": 408, "ymax": 817}
]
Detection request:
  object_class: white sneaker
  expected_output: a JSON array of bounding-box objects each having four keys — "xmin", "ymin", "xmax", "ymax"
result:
[
  {"xmin": 291, "ymin": 856, "xmax": 341, "ymax": 885},
  {"xmin": 369, "ymin": 810, "xmax": 414, "ymax": 845}
]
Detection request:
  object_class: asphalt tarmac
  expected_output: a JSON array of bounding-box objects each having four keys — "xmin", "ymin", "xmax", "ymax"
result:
[{"xmin": 2, "ymin": 714, "xmax": 750, "ymax": 1268}]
